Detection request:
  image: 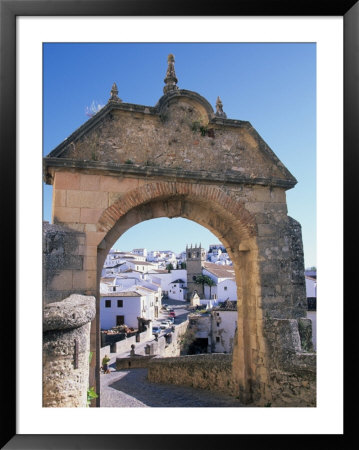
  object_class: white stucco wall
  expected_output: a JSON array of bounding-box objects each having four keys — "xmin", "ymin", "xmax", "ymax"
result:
[
  {"xmin": 211, "ymin": 310, "xmax": 237, "ymax": 353},
  {"xmin": 305, "ymin": 277, "xmax": 317, "ymax": 298},
  {"xmin": 149, "ymin": 269, "xmax": 187, "ymax": 297},
  {"xmin": 100, "ymin": 295, "xmax": 142, "ymax": 330},
  {"xmin": 202, "ymin": 274, "xmax": 237, "ymax": 302}
]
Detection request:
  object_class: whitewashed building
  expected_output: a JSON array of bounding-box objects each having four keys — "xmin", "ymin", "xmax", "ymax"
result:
[
  {"xmin": 148, "ymin": 269, "xmax": 187, "ymax": 301},
  {"xmin": 188, "ymin": 300, "xmax": 237, "ymax": 354},
  {"xmin": 132, "ymin": 248, "xmax": 148, "ymax": 257},
  {"xmin": 100, "ymin": 291, "xmax": 145, "ymax": 330},
  {"xmin": 202, "ymin": 262, "xmax": 237, "ymax": 302},
  {"xmin": 168, "ymin": 278, "xmax": 187, "ymax": 300},
  {"xmin": 121, "ymin": 260, "xmax": 159, "ymax": 273},
  {"xmin": 305, "ymin": 276, "xmax": 317, "ymax": 298},
  {"xmin": 210, "ymin": 300, "xmax": 237, "ymax": 353},
  {"xmin": 100, "ymin": 271, "xmax": 162, "ymax": 330},
  {"xmin": 100, "ymin": 285, "xmax": 157, "ymax": 330}
]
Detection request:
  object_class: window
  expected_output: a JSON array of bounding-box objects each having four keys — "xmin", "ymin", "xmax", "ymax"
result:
[
  {"xmin": 113, "ymin": 287, "xmax": 116, "ymax": 292},
  {"xmin": 197, "ymin": 252, "xmax": 199, "ymax": 257},
  {"xmin": 105, "ymin": 300, "xmax": 111, "ymax": 308},
  {"xmin": 117, "ymin": 300, "xmax": 123, "ymax": 307},
  {"xmin": 224, "ymin": 286, "xmax": 227, "ymax": 291},
  {"xmin": 116, "ymin": 315, "xmax": 124, "ymax": 326},
  {"xmin": 217, "ymin": 322, "xmax": 220, "ymax": 327},
  {"xmin": 188, "ymin": 253, "xmax": 191, "ymax": 259},
  {"xmin": 216, "ymin": 336, "xmax": 220, "ymax": 343}
]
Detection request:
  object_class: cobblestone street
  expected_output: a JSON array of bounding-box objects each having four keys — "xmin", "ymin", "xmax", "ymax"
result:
[{"xmin": 100, "ymin": 368, "xmax": 243, "ymax": 407}]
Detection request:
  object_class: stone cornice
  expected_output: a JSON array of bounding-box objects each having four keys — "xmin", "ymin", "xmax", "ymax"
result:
[{"xmin": 43, "ymin": 157, "xmax": 297, "ymax": 190}]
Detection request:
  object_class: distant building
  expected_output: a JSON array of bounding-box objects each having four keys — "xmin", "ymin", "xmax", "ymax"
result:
[
  {"xmin": 305, "ymin": 268, "xmax": 317, "ymax": 310},
  {"xmin": 187, "ymin": 300, "xmax": 237, "ymax": 354},
  {"xmin": 100, "ymin": 271, "xmax": 162, "ymax": 330},
  {"xmin": 148, "ymin": 269, "xmax": 187, "ymax": 301},
  {"xmin": 121, "ymin": 260, "xmax": 159, "ymax": 273},
  {"xmin": 100, "ymin": 290, "xmax": 145, "ymax": 330},
  {"xmin": 186, "ymin": 244, "xmax": 206, "ymax": 299},
  {"xmin": 202, "ymin": 262, "xmax": 237, "ymax": 302},
  {"xmin": 210, "ymin": 300, "xmax": 237, "ymax": 353},
  {"xmin": 132, "ymin": 248, "xmax": 148, "ymax": 257}
]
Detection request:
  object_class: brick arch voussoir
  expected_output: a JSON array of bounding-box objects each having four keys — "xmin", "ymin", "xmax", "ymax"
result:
[{"xmin": 97, "ymin": 181, "xmax": 257, "ymax": 237}]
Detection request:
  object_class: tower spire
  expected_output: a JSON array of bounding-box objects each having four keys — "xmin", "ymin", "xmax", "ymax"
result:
[
  {"xmin": 163, "ymin": 54, "xmax": 179, "ymax": 94},
  {"xmin": 109, "ymin": 82, "xmax": 122, "ymax": 102},
  {"xmin": 215, "ymin": 96, "xmax": 227, "ymax": 118}
]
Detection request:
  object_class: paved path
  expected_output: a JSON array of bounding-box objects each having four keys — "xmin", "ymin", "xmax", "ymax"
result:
[{"xmin": 100, "ymin": 368, "xmax": 243, "ymax": 408}]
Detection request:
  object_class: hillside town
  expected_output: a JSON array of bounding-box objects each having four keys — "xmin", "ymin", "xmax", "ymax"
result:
[
  {"xmin": 99, "ymin": 244, "xmax": 317, "ymax": 367},
  {"xmin": 100, "ymin": 244, "xmax": 233, "ymax": 330}
]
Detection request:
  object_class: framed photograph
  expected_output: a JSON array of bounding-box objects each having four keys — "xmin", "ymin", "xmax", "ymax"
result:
[{"xmin": 1, "ymin": 0, "xmax": 356, "ymax": 448}]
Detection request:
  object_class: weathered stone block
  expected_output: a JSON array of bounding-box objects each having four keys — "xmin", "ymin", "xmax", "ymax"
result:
[
  {"xmin": 53, "ymin": 189, "xmax": 67, "ymax": 207},
  {"xmin": 80, "ymin": 208, "xmax": 103, "ymax": 224},
  {"xmin": 80, "ymin": 174, "xmax": 101, "ymax": 191},
  {"xmin": 54, "ymin": 171, "xmax": 80, "ymax": 190},
  {"xmin": 53, "ymin": 206, "xmax": 80, "ymax": 223},
  {"xmin": 43, "ymin": 295, "xmax": 96, "ymax": 407},
  {"xmin": 49, "ymin": 270, "xmax": 73, "ymax": 291},
  {"xmin": 67, "ymin": 190, "xmax": 108, "ymax": 209},
  {"xmin": 298, "ymin": 318, "xmax": 314, "ymax": 352},
  {"xmin": 85, "ymin": 230, "xmax": 106, "ymax": 246},
  {"xmin": 73, "ymin": 269, "xmax": 97, "ymax": 290}
]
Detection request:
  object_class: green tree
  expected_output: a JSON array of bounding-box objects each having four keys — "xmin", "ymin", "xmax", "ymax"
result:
[
  {"xmin": 166, "ymin": 263, "xmax": 174, "ymax": 272},
  {"xmin": 194, "ymin": 274, "xmax": 216, "ymax": 298}
]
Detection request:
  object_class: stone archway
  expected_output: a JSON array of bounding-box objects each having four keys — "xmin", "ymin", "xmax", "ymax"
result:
[
  {"xmin": 43, "ymin": 54, "xmax": 316, "ymax": 406},
  {"xmin": 95, "ymin": 181, "xmax": 263, "ymax": 403}
]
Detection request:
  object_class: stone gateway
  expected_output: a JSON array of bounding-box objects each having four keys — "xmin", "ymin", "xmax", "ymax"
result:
[{"xmin": 43, "ymin": 55, "xmax": 316, "ymax": 406}]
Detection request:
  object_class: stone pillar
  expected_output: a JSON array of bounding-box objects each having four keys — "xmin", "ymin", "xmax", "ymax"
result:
[{"xmin": 43, "ymin": 294, "xmax": 96, "ymax": 407}]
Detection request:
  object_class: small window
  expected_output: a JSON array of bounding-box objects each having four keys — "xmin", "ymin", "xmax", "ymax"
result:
[
  {"xmin": 197, "ymin": 252, "xmax": 199, "ymax": 257},
  {"xmin": 216, "ymin": 336, "xmax": 220, "ymax": 343},
  {"xmin": 188, "ymin": 253, "xmax": 191, "ymax": 259},
  {"xmin": 105, "ymin": 300, "xmax": 111, "ymax": 308},
  {"xmin": 224, "ymin": 286, "xmax": 227, "ymax": 291},
  {"xmin": 173, "ymin": 284, "xmax": 176, "ymax": 287},
  {"xmin": 217, "ymin": 312, "xmax": 220, "ymax": 316},
  {"xmin": 217, "ymin": 322, "xmax": 220, "ymax": 327},
  {"xmin": 113, "ymin": 287, "xmax": 116, "ymax": 292},
  {"xmin": 117, "ymin": 300, "xmax": 123, "ymax": 307}
]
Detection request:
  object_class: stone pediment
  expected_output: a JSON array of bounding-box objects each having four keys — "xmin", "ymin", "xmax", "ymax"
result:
[{"xmin": 44, "ymin": 79, "xmax": 296, "ymax": 190}]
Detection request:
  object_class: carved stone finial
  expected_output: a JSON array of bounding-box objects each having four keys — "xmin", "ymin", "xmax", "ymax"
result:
[
  {"xmin": 163, "ymin": 53, "xmax": 179, "ymax": 94},
  {"xmin": 109, "ymin": 82, "xmax": 122, "ymax": 102},
  {"xmin": 215, "ymin": 96, "xmax": 227, "ymax": 118}
]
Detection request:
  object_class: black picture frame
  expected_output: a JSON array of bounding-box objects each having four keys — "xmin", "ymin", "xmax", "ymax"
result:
[{"xmin": 1, "ymin": 0, "xmax": 356, "ymax": 448}]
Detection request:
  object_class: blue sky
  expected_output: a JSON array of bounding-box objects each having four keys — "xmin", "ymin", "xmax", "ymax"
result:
[{"xmin": 43, "ymin": 43, "xmax": 316, "ymax": 267}]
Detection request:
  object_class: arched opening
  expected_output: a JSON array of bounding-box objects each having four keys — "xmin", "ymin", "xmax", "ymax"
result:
[{"xmin": 94, "ymin": 181, "xmax": 267, "ymax": 405}]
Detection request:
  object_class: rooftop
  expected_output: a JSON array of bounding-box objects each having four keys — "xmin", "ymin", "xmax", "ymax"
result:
[{"xmin": 203, "ymin": 262, "xmax": 235, "ymax": 279}]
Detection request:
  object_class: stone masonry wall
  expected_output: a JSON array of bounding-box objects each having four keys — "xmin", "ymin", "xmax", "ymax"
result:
[
  {"xmin": 43, "ymin": 294, "xmax": 96, "ymax": 407},
  {"xmin": 147, "ymin": 354, "xmax": 237, "ymax": 397},
  {"xmin": 146, "ymin": 316, "xmax": 316, "ymax": 406},
  {"xmin": 53, "ymin": 96, "xmax": 288, "ymax": 182},
  {"xmin": 263, "ymin": 318, "xmax": 316, "ymax": 406},
  {"xmin": 115, "ymin": 320, "xmax": 190, "ymax": 370},
  {"xmin": 43, "ymin": 221, "xmax": 87, "ymax": 305}
]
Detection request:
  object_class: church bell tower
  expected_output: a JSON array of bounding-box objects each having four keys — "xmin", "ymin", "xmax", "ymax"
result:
[{"xmin": 186, "ymin": 244, "xmax": 206, "ymax": 300}]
